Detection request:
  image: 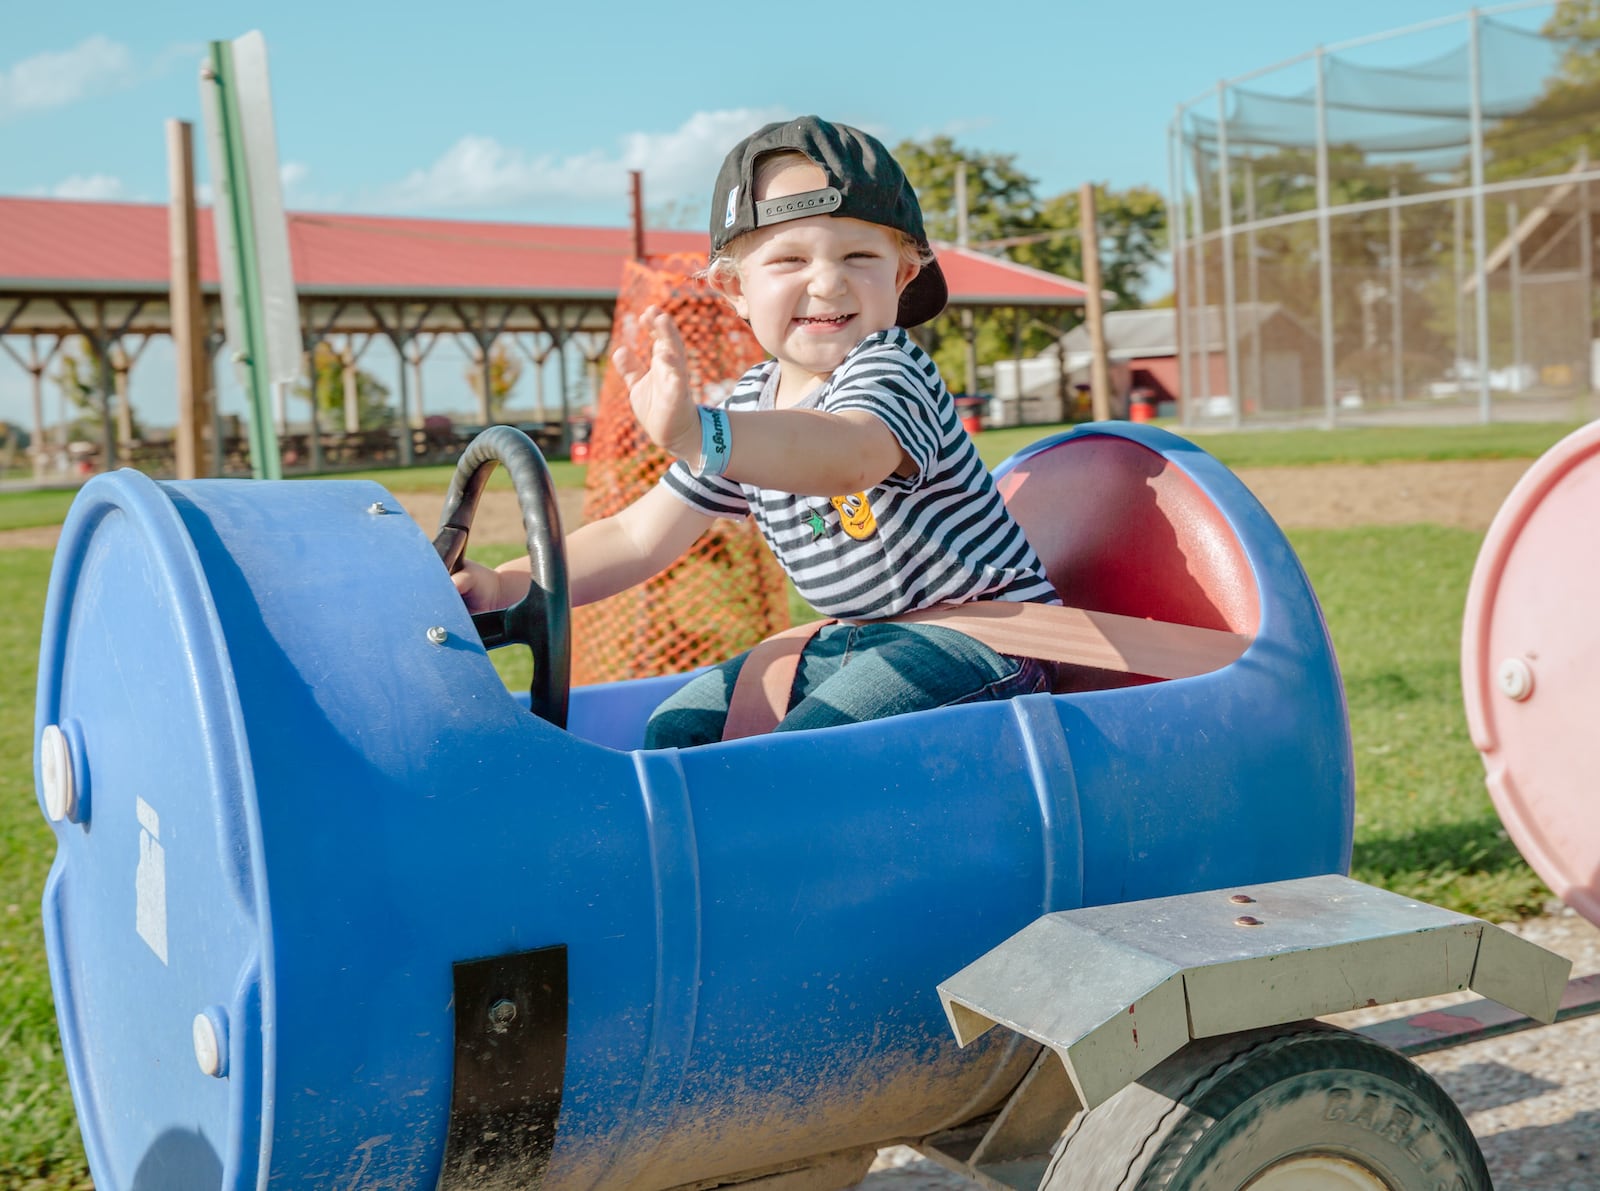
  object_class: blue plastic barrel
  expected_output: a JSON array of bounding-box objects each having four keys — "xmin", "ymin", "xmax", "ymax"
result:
[{"xmin": 35, "ymin": 424, "xmax": 1352, "ymax": 1190}]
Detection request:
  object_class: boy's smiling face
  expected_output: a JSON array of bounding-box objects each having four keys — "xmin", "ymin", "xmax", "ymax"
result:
[{"xmin": 723, "ymin": 158, "xmax": 920, "ymax": 402}]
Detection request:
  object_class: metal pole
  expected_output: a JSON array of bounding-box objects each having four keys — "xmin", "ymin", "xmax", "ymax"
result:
[
  {"xmin": 1509, "ymin": 201, "xmax": 1523, "ymax": 392},
  {"xmin": 1468, "ymin": 8, "xmax": 1493, "ymax": 422},
  {"xmin": 1169, "ymin": 115, "xmax": 1192, "ymax": 428},
  {"xmin": 1581, "ymin": 148, "xmax": 1594, "ymax": 399},
  {"xmin": 1245, "ymin": 157, "xmax": 1263, "ymax": 412},
  {"xmin": 1216, "ymin": 82, "xmax": 1242, "ymax": 428},
  {"xmin": 203, "ymin": 41, "xmax": 282, "ymax": 479},
  {"xmin": 1315, "ymin": 46, "xmax": 1338, "ymax": 428},
  {"xmin": 1389, "ymin": 182, "xmax": 1404, "ymax": 403},
  {"xmin": 1192, "ymin": 146, "xmax": 1212, "ymax": 412},
  {"xmin": 1454, "ymin": 198, "xmax": 1468, "ymax": 397}
]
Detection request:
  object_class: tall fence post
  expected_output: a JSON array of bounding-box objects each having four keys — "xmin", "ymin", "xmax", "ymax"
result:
[
  {"xmin": 1216, "ymin": 81, "xmax": 1242, "ymax": 428},
  {"xmin": 1169, "ymin": 113, "xmax": 1192, "ymax": 428},
  {"xmin": 1468, "ymin": 7, "xmax": 1493, "ymax": 423},
  {"xmin": 1315, "ymin": 45, "xmax": 1338, "ymax": 429}
]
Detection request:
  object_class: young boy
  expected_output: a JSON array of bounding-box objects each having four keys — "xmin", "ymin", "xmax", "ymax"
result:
[{"xmin": 454, "ymin": 115, "xmax": 1059, "ymax": 746}]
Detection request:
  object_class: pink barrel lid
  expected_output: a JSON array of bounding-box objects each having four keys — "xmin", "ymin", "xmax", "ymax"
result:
[{"xmin": 1462, "ymin": 419, "xmax": 1600, "ymax": 926}]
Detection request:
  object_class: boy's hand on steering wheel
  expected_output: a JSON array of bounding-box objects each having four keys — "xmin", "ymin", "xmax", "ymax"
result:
[
  {"xmin": 452, "ymin": 557, "xmax": 519, "ymax": 613},
  {"xmin": 612, "ymin": 306, "xmax": 701, "ymax": 463}
]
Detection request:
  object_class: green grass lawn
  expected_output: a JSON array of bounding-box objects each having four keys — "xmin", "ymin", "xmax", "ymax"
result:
[
  {"xmin": 0, "ymin": 420, "xmax": 1579, "ymax": 533},
  {"xmin": 0, "ymin": 444, "xmax": 1559, "ymax": 1185}
]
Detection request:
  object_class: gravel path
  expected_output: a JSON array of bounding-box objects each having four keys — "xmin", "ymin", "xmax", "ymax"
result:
[{"xmin": 855, "ymin": 910, "xmax": 1600, "ymax": 1190}]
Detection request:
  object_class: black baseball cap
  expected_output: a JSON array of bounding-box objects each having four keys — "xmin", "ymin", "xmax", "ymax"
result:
[{"xmin": 709, "ymin": 115, "xmax": 949, "ymax": 328}]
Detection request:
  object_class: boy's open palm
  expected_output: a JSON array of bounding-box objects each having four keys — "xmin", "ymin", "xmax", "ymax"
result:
[{"xmin": 613, "ymin": 307, "xmax": 699, "ymax": 461}]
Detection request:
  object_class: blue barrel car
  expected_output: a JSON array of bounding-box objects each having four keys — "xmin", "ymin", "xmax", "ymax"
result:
[{"xmin": 33, "ymin": 423, "xmax": 1563, "ymax": 1191}]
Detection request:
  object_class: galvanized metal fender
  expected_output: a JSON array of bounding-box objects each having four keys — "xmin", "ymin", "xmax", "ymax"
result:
[{"xmin": 937, "ymin": 873, "xmax": 1569, "ymax": 1119}]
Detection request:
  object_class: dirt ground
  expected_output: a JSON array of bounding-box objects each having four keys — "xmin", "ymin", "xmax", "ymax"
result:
[
  {"xmin": 0, "ymin": 457, "xmax": 1538, "ymax": 551},
  {"xmin": 374, "ymin": 457, "xmax": 1543, "ymax": 545}
]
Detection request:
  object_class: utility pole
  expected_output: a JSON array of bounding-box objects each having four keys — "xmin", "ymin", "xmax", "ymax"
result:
[
  {"xmin": 955, "ymin": 163, "xmax": 978, "ymax": 398},
  {"xmin": 168, "ymin": 118, "xmax": 211, "ymax": 478},
  {"xmin": 1080, "ymin": 182, "xmax": 1113, "ymax": 421},
  {"xmin": 630, "ymin": 171, "xmax": 646, "ymax": 262}
]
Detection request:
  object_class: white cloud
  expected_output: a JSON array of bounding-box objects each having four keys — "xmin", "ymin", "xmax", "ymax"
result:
[
  {"xmin": 31, "ymin": 173, "xmax": 127, "ymax": 200},
  {"xmin": 386, "ymin": 107, "xmax": 790, "ymax": 215},
  {"xmin": 280, "ymin": 161, "xmax": 309, "ymax": 190},
  {"xmin": 0, "ymin": 36, "xmax": 136, "ymax": 121}
]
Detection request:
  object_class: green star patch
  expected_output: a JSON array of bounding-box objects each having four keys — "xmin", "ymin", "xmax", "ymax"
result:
[{"xmin": 807, "ymin": 510, "xmax": 828, "ymax": 538}]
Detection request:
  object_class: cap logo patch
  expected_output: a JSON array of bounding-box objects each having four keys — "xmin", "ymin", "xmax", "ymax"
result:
[{"xmin": 724, "ymin": 185, "xmax": 739, "ymax": 229}]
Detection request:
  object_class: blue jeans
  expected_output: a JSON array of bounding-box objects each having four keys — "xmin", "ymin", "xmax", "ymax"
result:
[{"xmin": 643, "ymin": 621, "xmax": 1057, "ymax": 749}]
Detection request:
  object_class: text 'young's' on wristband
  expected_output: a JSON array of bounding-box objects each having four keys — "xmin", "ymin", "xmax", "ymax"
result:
[{"xmin": 696, "ymin": 405, "xmax": 731, "ymax": 476}]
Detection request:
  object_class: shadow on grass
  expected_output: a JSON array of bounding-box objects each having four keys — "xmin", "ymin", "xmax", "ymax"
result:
[{"xmin": 1354, "ymin": 816, "xmax": 1552, "ymax": 920}]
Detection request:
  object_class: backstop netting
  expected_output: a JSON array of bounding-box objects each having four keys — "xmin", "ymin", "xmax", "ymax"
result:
[{"xmin": 1173, "ymin": 1, "xmax": 1600, "ymax": 428}]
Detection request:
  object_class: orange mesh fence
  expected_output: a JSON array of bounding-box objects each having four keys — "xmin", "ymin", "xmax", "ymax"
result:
[{"xmin": 572, "ymin": 253, "xmax": 791, "ymax": 686}]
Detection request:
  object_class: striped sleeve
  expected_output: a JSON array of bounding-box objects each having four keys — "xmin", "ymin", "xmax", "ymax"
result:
[
  {"xmin": 659, "ymin": 458, "xmax": 749, "ymax": 518},
  {"xmin": 822, "ymin": 333, "xmax": 942, "ymax": 491}
]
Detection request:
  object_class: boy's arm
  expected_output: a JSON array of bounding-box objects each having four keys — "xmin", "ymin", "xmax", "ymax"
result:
[
  {"xmin": 617, "ymin": 308, "xmax": 911, "ymax": 497},
  {"xmin": 453, "ymin": 483, "xmax": 719, "ymax": 612},
  {"xmin": 718, "ymin": 408, "xmax": 911, "ymax": 496}
]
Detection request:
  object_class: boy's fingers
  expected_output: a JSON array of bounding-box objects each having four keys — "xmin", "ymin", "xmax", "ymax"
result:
[{"xmin": 612, "ymin": 344, "xmax": 646, "ymax": 387}]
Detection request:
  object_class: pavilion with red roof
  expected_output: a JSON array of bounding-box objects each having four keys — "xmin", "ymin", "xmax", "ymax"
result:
[{"xmin": 0, "ymin": 196, "xmax": 1091, "ymax": 471}]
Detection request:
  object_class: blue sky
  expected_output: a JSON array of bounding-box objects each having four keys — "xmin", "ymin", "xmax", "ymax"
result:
[{"xmin": 0, "ymin": 0, "xmax": 1554, "ymax": 431}]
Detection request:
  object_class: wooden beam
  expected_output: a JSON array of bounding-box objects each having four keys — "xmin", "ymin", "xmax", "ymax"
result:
[
  {"xmin": 1080, "ymin": 183, "xmax": 1113, "ymax": 422},
  {"xmin": 169, "ymin": 120, "xmax": 210, "ymax": 478}
]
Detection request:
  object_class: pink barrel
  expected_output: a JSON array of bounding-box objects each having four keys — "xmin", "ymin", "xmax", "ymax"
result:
[{"xmin": 1462, "ymin": 419, "xmax": 1600, "ymax": 925}]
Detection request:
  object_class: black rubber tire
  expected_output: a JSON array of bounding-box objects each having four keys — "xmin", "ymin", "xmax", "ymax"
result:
[{"xmin": 1043, "ymin": 1021, "xmax": 1489, "ymax": 1191}]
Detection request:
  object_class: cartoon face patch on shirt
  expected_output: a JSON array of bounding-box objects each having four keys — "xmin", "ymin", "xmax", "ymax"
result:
[{"xmin": 830, "ymin": 492, "xmax": 878, "ymax": 540}]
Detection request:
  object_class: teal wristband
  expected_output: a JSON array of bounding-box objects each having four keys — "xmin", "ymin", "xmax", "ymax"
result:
[{"xmin": 696, "ymin": 405, "xmax": 731, "ymax": 476}]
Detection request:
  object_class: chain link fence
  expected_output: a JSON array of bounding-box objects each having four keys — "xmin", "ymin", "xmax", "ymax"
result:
[{"xmin": 1172, "ymin": 1, "xmax": 1600, "ymax": 429}]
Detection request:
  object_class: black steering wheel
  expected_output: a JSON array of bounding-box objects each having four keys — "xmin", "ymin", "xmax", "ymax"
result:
[{"xmin": 433, "ymin": 425, "xmax": 571, "ymax": 728}]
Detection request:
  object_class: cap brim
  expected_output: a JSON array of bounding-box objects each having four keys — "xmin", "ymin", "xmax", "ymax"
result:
[{"xmin": 897, "ymin": 258, "xmax": 948, "ymax": 328}]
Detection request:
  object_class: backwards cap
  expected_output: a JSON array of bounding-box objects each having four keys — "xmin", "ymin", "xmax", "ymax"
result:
[{"xmin": 709, "ymin": 115, "xmax": 948, "ymax": 328}]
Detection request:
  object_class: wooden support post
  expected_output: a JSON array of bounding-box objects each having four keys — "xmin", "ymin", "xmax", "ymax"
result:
[
  {"xmin": 112, "ymin": 342, "xmax": 134, "ymax": 448},
  {"xmin": 170, "ymin": 120, "xmax": 211, "ymax": 478},
  {"xmin": 1080, "ymin": 182, "xmax": 1113, "ymax": 422},
  {"xmin": 955, "ymin": 163, "xmax": 979, "ymax": 398}
]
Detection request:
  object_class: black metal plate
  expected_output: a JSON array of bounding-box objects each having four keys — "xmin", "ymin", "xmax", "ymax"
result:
[{"xmin": 440, "ymin": 944, "xmax": 568, "ymax": 1190}]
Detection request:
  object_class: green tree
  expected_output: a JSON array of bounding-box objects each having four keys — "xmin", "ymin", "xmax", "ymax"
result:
[
  {"xmin": 894, "ymin": 136, "xmax": 1040, "ymax": 247},
  {"xmin": 894, "ymin": 135, "xmax": 1168, "ymax": 390},
  {"xmin": 1482, "ymin": 1, "xmax": 1600, "ymax": 181},
  {"xmin": 464, "ymin": 342, "xmax": 523, "ymax": 421},
  {"xmin": 296, "ymin": 342, "xmax": 393, "ymax": 430}
]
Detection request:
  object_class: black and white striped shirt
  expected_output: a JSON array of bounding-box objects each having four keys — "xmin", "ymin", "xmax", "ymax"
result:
[{"xmin": 661, "ymin": 328, "xmax": 1058, "ymax": 619}]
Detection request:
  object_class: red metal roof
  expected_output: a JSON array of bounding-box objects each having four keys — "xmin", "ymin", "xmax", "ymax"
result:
[{"xmin": 0, "ymin": 196, "xmax": 1088, "ymax": 306}]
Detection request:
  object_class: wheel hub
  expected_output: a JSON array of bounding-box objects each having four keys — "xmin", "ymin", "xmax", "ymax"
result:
[{"xmin": 1246, "ymin": 1153, "xmax": 1391, "ymax": 1190}]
